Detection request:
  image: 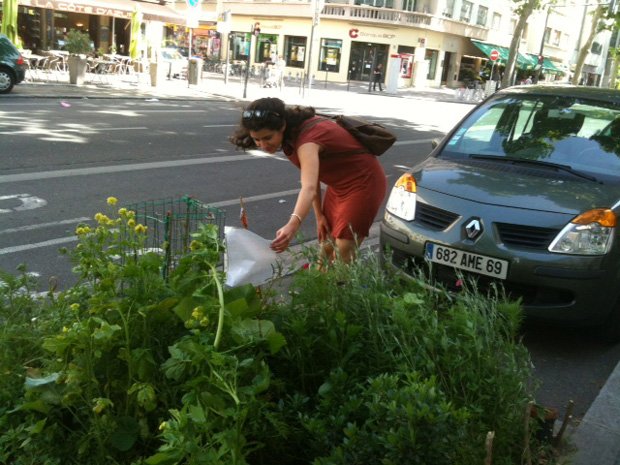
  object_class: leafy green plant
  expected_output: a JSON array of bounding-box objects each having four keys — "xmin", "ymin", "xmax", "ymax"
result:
[
  {"xmin": 65, "ymin": 29, "xmax": 91, "ymax": 55},
  {"xmin": 0, "ymin": 198, "xmax": 550, "ymax": 465}
]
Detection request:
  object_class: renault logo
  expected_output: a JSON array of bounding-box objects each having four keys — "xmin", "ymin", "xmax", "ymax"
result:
[{"xmin": 464, "ymin": 218, "xmax": 483, "ymax": 239}]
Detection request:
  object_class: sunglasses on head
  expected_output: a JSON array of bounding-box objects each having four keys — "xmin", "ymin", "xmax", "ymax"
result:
[{"xmin": 242, "ymin": 109, "xmax": 281, "ymax": 121}]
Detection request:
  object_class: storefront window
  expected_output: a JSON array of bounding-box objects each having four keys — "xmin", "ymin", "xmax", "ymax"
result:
[
  {"xmin": 425, "ymin": 48, "xmax": 438, "ymax": 80},
  {"xmin": 319, "ymin": 38, "xmax": 341, "ymax": 72},
  {"xmin": 230, "ymin": 32, "xmax": 250, "ymax": 61},
  {"xmin": 285, "ymin": 36, "xmax": 307, "ymax": 68},
  {"xmin": 256, "ymin": 33, "xmax": 278, "ymax": 63}
]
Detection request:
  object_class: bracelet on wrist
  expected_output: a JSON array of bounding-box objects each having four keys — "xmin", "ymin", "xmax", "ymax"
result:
[{"xmin": 290, "ymin": 213, "xmax": 302, "ymax": 224}]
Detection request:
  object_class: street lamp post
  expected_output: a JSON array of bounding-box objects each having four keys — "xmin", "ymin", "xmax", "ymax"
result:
[
  {"xmin": 243, "ymin": 22, "xmax": 260, "ymax": 99},
  {"xmin": 303, "ymin": 0, "xmax": 323, "ymax": 97}
]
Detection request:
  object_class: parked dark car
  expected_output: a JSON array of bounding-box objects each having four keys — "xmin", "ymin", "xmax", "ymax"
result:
[
  {"xmin": 381, "ymin": 85, "xmax": 620, "ymax": 340},
  {"xmin": 0, "ymin": 34, "xmax": 26, "ymax": 93}
]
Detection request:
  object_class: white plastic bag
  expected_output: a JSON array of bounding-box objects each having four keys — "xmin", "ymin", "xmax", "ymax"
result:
[{"xmin": 224, "ymin": 226, "xmax": 279, "ymax": 287}]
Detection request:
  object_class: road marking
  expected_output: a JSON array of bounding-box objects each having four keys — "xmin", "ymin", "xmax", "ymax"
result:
[
  {"xmin": 79, "ymin": 109, "xmax": 208, "ymax": 114},
  {"xmin": 0, "ymin": 236, "xmax": 79, "ymax": 255},
  {"xmin": 0, "ymin": 126, "xmax": 148, "ymax": 135},
  {"xmin": 203, "ymin": 124, "xmax": 237, "ymax": 128},
  {"xmin": 0, "ymin": 190, "xmax": 300, "ymax": 256},
  {"xmin": 0, "ymin": 194, "xmax": 47, "ymax": 213},
  {"xmin": 0, "ymin": 217, "xmax": 91, "ymax": 235},
  {"xmin": 0, "ymin": 154, "xmax": 257, "ymax": 184}
]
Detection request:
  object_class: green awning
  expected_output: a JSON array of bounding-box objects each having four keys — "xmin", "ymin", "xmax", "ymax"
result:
[
  {"xmin": 471, "ymin": 40, "xmax": 537, "ymax": 70},
  {"xmin": 523, "ymin": 54, "xmax": 564, "ymax": 74}
]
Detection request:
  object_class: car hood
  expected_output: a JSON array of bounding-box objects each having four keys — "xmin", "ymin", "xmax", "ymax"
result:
[{"xmin": 414, "ymin": 157, "xmax": 619, "ymax": 215}]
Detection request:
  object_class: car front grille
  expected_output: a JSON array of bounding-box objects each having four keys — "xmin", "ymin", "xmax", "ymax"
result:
[
  {"xmin": 415, "ymin": 203, "xmax": 460, "ymax": 231},
  {"xmin": 495, "ymin": 223, "xmax": 558, "ymax": 249}
]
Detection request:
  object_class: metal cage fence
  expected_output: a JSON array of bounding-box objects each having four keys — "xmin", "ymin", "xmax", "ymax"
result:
[{"xmin": 123, "ymin": 196, "xmax": 226, "ymax": 279}]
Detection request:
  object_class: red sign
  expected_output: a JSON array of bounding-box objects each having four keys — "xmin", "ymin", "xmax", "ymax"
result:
[
  {"xmin": 349, "ymin": 28, "xmax": 359, "ymax": 39},
  {"xmin": 490, "ymin": 49, "xmax": 500, "ymax": 62}
]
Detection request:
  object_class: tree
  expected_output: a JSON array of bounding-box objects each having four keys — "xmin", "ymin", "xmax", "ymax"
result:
[
  {"xmin": 571, "ymin": 4, "xmax": 607, "ymax": 85},
  {"xmin": 502, "ymin": 0, "xmax": 548, "ymax": 88}
]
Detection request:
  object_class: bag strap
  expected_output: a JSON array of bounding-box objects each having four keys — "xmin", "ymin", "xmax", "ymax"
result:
[{"xmin": 296, "ymin": 115, "xmax": 369, "ymax": 157}]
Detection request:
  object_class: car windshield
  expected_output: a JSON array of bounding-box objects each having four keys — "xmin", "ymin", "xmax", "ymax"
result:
[
  {"xmin": 161, "ymin": 49, "xmax": 183, "ymax": 60},
  {"xmin": 440, "ymin": 95, "xmax": 620, "ymax": 178}
]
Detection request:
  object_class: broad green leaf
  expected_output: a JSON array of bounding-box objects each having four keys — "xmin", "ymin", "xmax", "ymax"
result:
[
  {"xmin": 173, "ymin": 296, "xmax": 195, "ymax": 321},
  {"xmin": 266, "ymin": 331, "xmax": 286, "ymax": 354},
  {"xmin": 109, "ymin": 416, "xmax": 139, "ymax": 451},
  {"xmin": 145, "ymin": 451, "xmax": 184, "ymax": 465},
  {"xmin": 188, "ymin": 404, "xmax": 207, "ymax": 424}
]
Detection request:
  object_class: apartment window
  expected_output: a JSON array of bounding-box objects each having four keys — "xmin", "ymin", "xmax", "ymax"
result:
[
  {"xmin": 443, "ymin": 0, "xmax": 455, "ymax": 17},
  {"xmin": 544, "ymin": 27, "xmax": 551, "ymax": 44},
  {"xmin": 553, "ymin": 30, "xmax": 561, "ymax": 46},
  {"xmin": 460, "ymin": 1, "xmax": 472, "ymax": 22},
  {"xmin": 591, "ymin": 41, "xmax": 603, "ymax": 55},
  {"xmin": 284, "ymin": 36, "xmax": 307, "ymax": 68},
  {"xmin": 355, "ymin": 0, "xmax": 393, "ymax": 7},
  {"xmin": 319, "ymin": 38, "xmax": 342, "ymax": 72},
  {"xmin": 476, "ymin": 5, "xmax": 488, "ymax": 26},
  {"xmin": 492, "ymin": 12, "xmax": 501, "ymax": 30},
  {"xmin": 402, "ymin": 0, "xmax": 416, "ymax": 12}
]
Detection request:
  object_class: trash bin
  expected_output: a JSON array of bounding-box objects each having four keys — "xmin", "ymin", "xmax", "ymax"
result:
[{"xmin": 188, "ymin": 58, "xmax": 203, "ymax": 85}]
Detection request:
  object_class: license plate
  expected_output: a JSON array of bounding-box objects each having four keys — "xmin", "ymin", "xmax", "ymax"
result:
[{"xmin": 424, "ymin": 243, "xmax": 508, "ymax": 280}]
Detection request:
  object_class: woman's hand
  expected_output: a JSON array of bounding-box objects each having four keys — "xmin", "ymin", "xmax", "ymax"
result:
[
  {"xmin": 270, "ymin": 221, "xmax": 299, "ymax": 253},
  {"xmin": 316, "ymin": 214, "xmax": 331, "ymax": 242}
]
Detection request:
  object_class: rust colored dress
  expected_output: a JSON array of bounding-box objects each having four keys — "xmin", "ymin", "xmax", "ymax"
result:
[{"xmin": 282, "ymin": 116, "xmax": 387, "ymax": 241}]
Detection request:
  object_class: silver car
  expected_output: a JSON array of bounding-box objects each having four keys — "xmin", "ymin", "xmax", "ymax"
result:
[{"xmin": 381, "ymin": 85, "xmax": 620, "ymax": 340}]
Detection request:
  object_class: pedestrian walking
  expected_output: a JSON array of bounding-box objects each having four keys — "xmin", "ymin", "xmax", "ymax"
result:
[
  {"xmin": 230, "ymin": 97, "xmax": 387, "ymax": 264},
  {"xmin": 372, "ymin": 63, "xmax": 384, "ymax": 91}
]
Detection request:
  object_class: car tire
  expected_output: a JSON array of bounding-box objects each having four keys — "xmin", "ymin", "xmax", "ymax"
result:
[{"xmin": 0, "ymin": 66, "xmax": 16, "ymax": 94}]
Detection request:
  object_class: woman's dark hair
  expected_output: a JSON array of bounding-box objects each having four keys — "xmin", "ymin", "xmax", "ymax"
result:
[{"xmin": 229, "ymin": 97, "xmax": 315, "ymax": 149}]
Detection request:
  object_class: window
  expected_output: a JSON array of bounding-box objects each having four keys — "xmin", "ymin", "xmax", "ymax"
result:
[
  {"xmin": 460, "ymin": 1, "xmax": 472, "ymax": 22},
  {"xmin": 591, "ymin": 41, "xmax": 603, "ymax": 55},
  {"xmin": 492, "ymin": 12, "xmax": 501, "ymax": 30},
  {"xmin": 476, "ymin": 5, "xmax": 488, "ymax": 26},
  {"xmin": 553, "ymin": 30, "xmax": 561, "ymax": 46},
  {"xmin": 544, "ymin": 27, "xmax": 551, "ymax": 44},
  {"xmin": 443, "ymin": 0, "xmax": 454, "ymax": 17},
  {"xmin": 284, "ymin": 36, "xmax": 307, "ymax": 68},
  {"xmin": 402, "ymin": 0, "xmax": 416, "ymax": 12},
  {"xmin": 425, "ymin": 48, "xmax": 438, "ymax": 80},
  {"xmin": 230, "ymin": 32, "xmax": 250, "ymax": 61},
  {"xmin": 319, "ymin": 38, "xmax": 342, "ymax": 72},
  {"xmin": 256, "ymin": 34, "xmax": 279, "ymax": 63},
  {"xmin": 355, "ymin": 0, "xmax": 393, "ymax": 7}
]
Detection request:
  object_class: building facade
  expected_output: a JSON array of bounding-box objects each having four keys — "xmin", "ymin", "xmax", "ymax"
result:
[{"xmin": 2, "ymin": 0, "xmax": 610, "ymax": 86}]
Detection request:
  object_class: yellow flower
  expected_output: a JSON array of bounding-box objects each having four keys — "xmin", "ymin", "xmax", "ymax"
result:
[
  {"xmin": 191, "ymin": 306, "xmax": 204, "ymax": 320},
  {"xmin": 200, "ymin": 317, "xmax": 209, "ymax": 327},
  {"xmin": 190, "ymin": 240, "xmax": 202, "ymax": 251},
  {"xmin": 127, "ymin": 218, "xmax": 136, "ymax": 228},
  {"xmin": 134, "ymin": 224, "xmax": 147, "ymax": 234},
  {"xmin": 106, "ymin": 197, "xmax": 118, "ymax": 206},
  {"xmin": 95, "ymin": 213, "xmax": 110, "ymax": 225},
  {"xmin": 118, "ymin": 207, "xmax": 127, "ymax": 217},
  {"xmin": 159, "ymin": 421, "xmax": 168, "ymax": 431},
  {"xmin": 69, "ymin": 303, "xmax": 80, "ymax": 312},
  {"xmin": 62, "ymin": 326, "xmax": 69, "ymax": 333}
]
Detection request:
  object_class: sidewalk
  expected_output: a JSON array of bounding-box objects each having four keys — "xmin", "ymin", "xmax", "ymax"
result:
[
  {"xmin": 4, "ymin": 71, "xmax": 620, "ymax": 465},
  {"xmin": 5, "ymin": 69, "xmax": 467, "ymax": 110}
]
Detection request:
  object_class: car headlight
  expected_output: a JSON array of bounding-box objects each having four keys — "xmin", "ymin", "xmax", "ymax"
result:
[
  {"xmin": 385, "ymin": 173, "xmax": 417, "ymax": 221},
  {"xmin": 548, "ymin": 209, "xmax": 616, "ymax": 255}
]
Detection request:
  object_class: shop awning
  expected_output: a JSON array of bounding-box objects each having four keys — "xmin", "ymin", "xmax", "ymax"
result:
[
  {"xmin": 470, "ymin": 40, "xmax": 537, "ymax": 70},
  {"xmin": 18, "ymin": 0, "xmax": 186, "ymax": 24}
]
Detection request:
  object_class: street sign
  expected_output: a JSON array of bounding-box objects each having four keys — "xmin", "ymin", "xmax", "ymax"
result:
[{"xmin": 490, "ymin": 49, "xmax": 500, "ymax": 62}]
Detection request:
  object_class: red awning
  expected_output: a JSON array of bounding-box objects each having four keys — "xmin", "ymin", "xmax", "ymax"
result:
[{"xmin": 18, "ymin": 0, "xmax": 186, "ymax": 24}]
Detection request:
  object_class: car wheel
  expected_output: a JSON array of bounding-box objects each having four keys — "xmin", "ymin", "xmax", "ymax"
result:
[{"xmin": 0, "ymin": 67, "xmax": 16, "ymax": 94}]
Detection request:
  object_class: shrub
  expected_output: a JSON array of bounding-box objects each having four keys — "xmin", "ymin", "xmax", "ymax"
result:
[{"xmin": 0, "ymin": 199, "xmax": 542, "ymax": 465}]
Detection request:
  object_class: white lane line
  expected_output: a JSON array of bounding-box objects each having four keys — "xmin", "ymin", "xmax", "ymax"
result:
[
  {"xmin": 0, "ymin": 217, "xmax": 91, "ymax": 235},
  {"xmin": 0, "ymin": 236, "xmax": 78, "ymax": 255},
  {"xmin": 0, "ymin": 154, "xmax": 257, "ymax": 184},
  {"xmin": 0, "ymin": 189, "xmax": 300, "ymax": 256},
  {"xmin": 203, "ymin": 124, "xmax": 237, "ymax": 128},
  {"xmin": 79, "ymin": 109, "xmax": 208, "ymax": 113},
  {"xmin": 0, "ymin": 127, "xmax": 148, "ymax": 135}
]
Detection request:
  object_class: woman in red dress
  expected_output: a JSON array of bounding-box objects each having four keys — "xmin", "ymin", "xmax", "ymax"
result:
[{"xmin": 230, "ymin": 97, "xmax": 386, "ymax": 263}]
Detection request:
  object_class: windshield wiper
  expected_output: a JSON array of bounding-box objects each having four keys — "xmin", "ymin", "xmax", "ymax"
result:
[{"xmin": 469, "ymin": 154, "xmax": 600, "ymax": 183}]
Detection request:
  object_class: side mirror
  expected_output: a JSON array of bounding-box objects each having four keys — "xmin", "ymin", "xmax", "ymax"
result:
[{"xmin": 431, "ymin": 139, "xmax": 440, "ymax": 150}]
